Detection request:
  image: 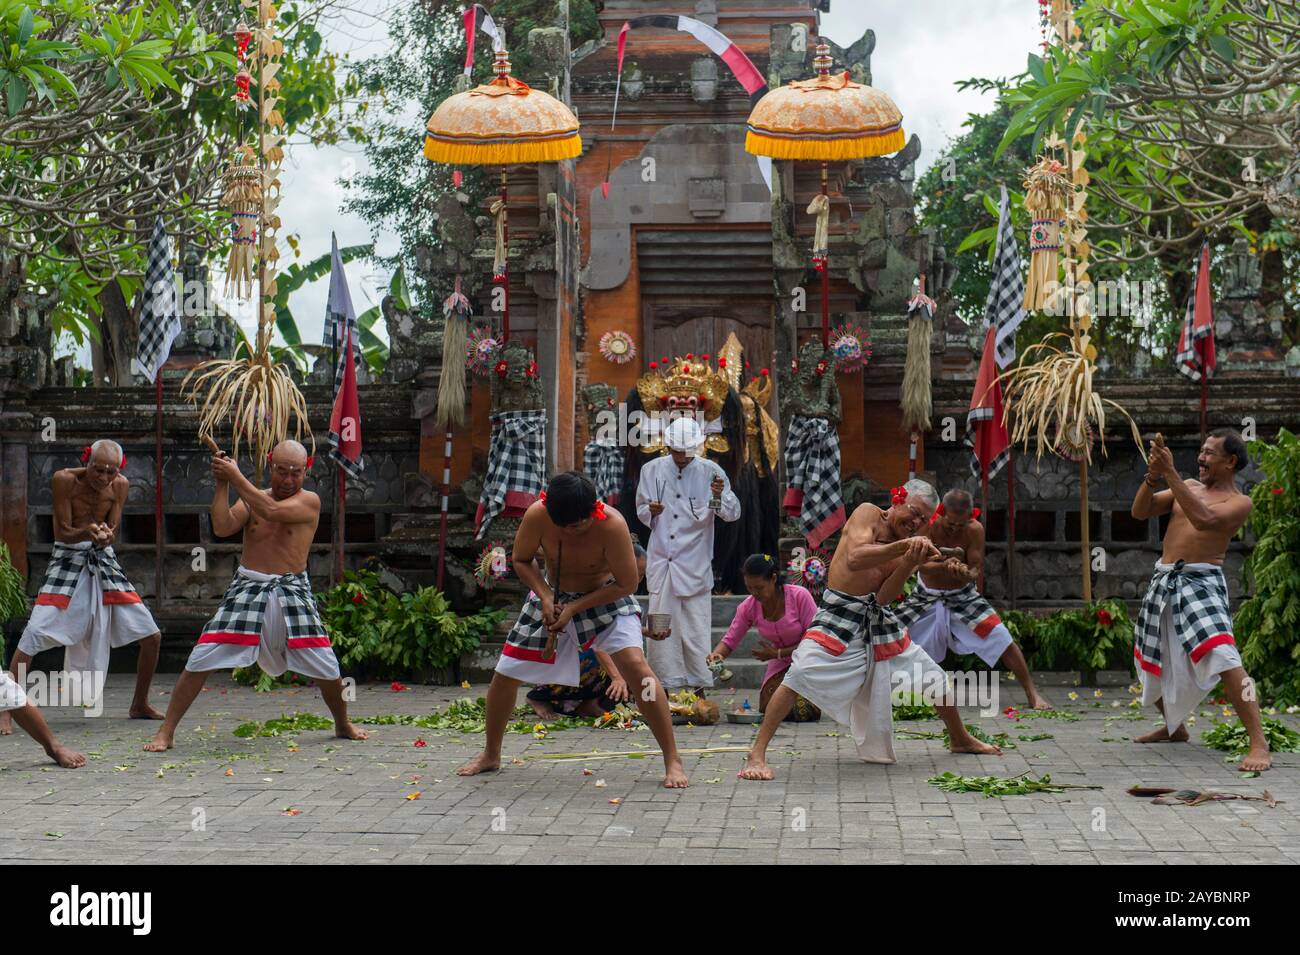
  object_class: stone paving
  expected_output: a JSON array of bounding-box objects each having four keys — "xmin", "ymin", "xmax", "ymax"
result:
[{"xmin": 1, "ymin": 674, "xmax": 1296, "ymax": 864}]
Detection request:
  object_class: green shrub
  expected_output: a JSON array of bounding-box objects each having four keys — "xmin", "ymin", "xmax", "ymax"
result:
[
  {"xmin": 317, "ymin": 570, "xmax": 504, "ymax": 681},
  {"xmin": 1236, "ymin": 429, "xmax": 1300, "ymax": 705},
  {"xmin": 0, "ymin": 542, "xmax": 27, "ymax": 624}
]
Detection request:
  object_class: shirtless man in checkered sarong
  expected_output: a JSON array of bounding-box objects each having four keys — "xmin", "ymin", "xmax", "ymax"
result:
[
  {"xmin": 144, "ymin": 441, "xmax": 366, "ymax": 752},
  {"xmin": 457, "ymin": 471, "xmax": 688, "ymax": 788},
  {"xmin": 1, "ymin": 439, "xmax": 162, "ymax": 736},
  {"xmin": 740, "ymin": 480, "xmax": 1003, "ymax": 781},
  {"xmin": 1131, "ymin": 429, "xmax": 1269, "ymax": 772}
]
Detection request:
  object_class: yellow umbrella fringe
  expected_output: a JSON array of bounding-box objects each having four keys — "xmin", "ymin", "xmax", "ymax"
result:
[
  {"xmin": 744, "ymin": 127, "xmax": 906, "ymax": 160},
  {"xmin": 422, "ymin": 134, "xmax": 582, "ymax": 165}
]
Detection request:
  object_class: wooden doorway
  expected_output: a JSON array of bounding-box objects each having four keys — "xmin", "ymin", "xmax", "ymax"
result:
[{"xmin": 641, "ymin": 299, "xmax": 775, "ymax": 372}]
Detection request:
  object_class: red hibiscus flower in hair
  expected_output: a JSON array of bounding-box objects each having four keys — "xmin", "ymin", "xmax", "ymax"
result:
[{"xmin": 1095, "ymin": 608, "xmax": 1113, "ymax": 627}]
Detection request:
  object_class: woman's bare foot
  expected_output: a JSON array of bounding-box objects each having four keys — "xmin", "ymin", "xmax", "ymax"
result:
[
  {"xmin": 335, "ymin": 722, "xmax": 369, "ymax": 740},
  {"xmin": 948, "ymin": 732, "xmax": 1002, "ymax": 755},
  {"xmin": 143, "ymin": 727, "xmax": 174, "ymax": 752},
  {"xmin": 1027, "ymin": 692, "xmax": 1053, "ymax": 710},
  {"xmin": 47, "ymin": 743, "xmax": 86, "ymax": 768},
  {"xmin": 662, "ymin": 758, "xmax": 689, "ymax": 788},
  {"xmin": 456, "ymin": 751, "xmax": 501, "ymax": 776},
  {"xmin": 129, "ymin": 704, "xmax": 165, "ymax": 720},
  {"xmin": 1238, "ymin": 746, "xmax": 1271, "ymax": 772},
  {"xmin": 1136, "ymin": 724, "xmax": 1188, "ymax": 743},
  {"xmin": 737, "ymin": 753, "xmax": 775, "ymax": 780},
  {"xmin": 0, "ymin": 711, "xmax": 12, "ymax": 735},
  {"xmin": 527, "ymin": 700, "xmax": 560, "ymax": 721}
]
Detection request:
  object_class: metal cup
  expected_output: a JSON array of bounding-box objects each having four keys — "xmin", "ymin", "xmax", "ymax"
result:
[
  {"xmin": 708, "ymin": 496, "xmax": 721, "ymax": 511},
  {"xmin": 648, "ymin": 612, "xmax": 672, "ymax": 638}
]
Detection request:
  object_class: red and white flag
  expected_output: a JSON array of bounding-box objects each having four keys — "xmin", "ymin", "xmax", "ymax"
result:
[
  {"xmin": 1175, "ymin": 242, "xmax": 1216, "ymax": 382},
  {"xmin": 967, "ymin": 326, "xmax": 1010, "ymax": 481},
  {"xmin": 326, "ymin": 234, "xmax": 364, "ymax": 479}
]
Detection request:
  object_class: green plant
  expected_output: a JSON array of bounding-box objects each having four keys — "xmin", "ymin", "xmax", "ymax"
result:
[
  {"xmin": 1023, "ymin": 600, "xmax": 1133, "ymax": 672},
  {"xmin": 0, "ymin": 541, "xmax": 27, "ymax": 623},
  {"xmin": 1201, "ymin": 717, "xmax": 1300, "ymax": 759},
  {"xmin": 315, "ymin": 570, "xmax": 504, "ymax": 682},
  {"xmin": 1236, "ymin": 429, "xmax": 1300, "ymax": 705},
  {"xmin": 233, "ymin": 712, "xmax": 333, "ymax": 738},
  {"xmin": 928, "ymin": 771, "xmax": 1101, "ymax": 797}
]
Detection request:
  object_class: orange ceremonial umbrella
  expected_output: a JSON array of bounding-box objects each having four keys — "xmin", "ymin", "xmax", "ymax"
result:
[{"xmin": 745, "ymin": 40, "xmax": 906, "ymax": 345}]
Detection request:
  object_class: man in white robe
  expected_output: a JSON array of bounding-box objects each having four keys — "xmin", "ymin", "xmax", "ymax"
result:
[{"xmin": 636, "ymin": 416, "xmax": 740, "ymax": 692}]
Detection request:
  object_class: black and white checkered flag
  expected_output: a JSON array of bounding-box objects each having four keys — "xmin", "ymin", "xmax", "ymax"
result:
[
  {"xmin": 982, "ymin": 185, "xmax": 1027, "ymax": 369},
  {"xmin": 135, "ymin": 217, "xmax": 180, "ymax": 383}
]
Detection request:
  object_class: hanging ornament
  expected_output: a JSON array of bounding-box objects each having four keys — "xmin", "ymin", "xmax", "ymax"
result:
[
  {"xmin": 221, "ymin": 145, "xmax": 262, "ymax": 299},
  {"xmin": 435, "ymin": 275, "xmax": 473, "ymax": 429},
  {"xmin": 232, "ymin": 67, "xmax": 253, "ymax": 109},
  {"xmin": 598, "ymin": 330, "xmax": 636, "ymax": 365},
  {"xmin": 788, "ymin": 546, "xmax": 830, "ymax": 596},
  {"xmin": 828, "ymin": 323, "xmax": 871, "ymax": 374},
  {"xmin": 466, "ymin": 326, "xmax": 498, "ymax": 378},
  {"xmin": 1052, "ymin": 419, "xmax": 1096, "ymax": 463},
  {"xmin": 1022, "ymin": 155, "xmax": 1071, "ymax": 312},
  {"xmin": 234, "ymin": 21, "xmax": 253, "ymax": 61},
  {"xmin": 474, "ymin": 544, "xmax": 511, "ymax": 587}
]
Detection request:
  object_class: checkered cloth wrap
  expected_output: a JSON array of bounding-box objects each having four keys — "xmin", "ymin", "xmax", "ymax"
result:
[
  {"xmin": 982, "ymin": 185, "xmax": 1027, "ymax": 370},
  {"xmin": 892, "ymin": 582, "xmax": 1003, "ymax": 639},
  {"xmin": 783, "ymin": 414, "xmax": 844, "ymax": 546},
  {"xmin": 476, "ymin": 408, "xmax": 547, "ymax": 540},
  {"xmin": 34, "ymin": 543, "xmax": 142, "ymax": 609},
  {"xmin": 1133, "ymin": 561, "xmax": 1235, "ymax": 677},
  {"xmin": 503, "ymin": 589, "xmax": 640, "ymax": 661},
  {"xmin": 134, "ymin": 217, "xmax": 181, "ymax": 384},
  {"xmin": 802, "ymin": 588, "xmax": 911, "ymax": 661},
  {"xmin": 196, "ymin": 570, "xmax": 331, "ymax": 649},
  {"xmin": 583, "ymin": 441, "xmax": 624, "ymax": 504}
]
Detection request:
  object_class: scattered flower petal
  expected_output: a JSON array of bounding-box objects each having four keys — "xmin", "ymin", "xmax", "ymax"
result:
[{"xmin": 406, "ymin": 791, "xmax": 422, "ymax": 800}]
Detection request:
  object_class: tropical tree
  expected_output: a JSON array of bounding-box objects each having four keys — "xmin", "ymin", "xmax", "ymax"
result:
[
  {"xmin": 991, "ymin": 0, "xmax": 1299, "ymax": 336},
  {"xmin": 1, "ymin": 0, "xmax": 366, "ymax": 383}
]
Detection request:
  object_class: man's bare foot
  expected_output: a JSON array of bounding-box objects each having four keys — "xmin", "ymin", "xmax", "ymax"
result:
[
  {"xmin": 47, "ymin": 744, "xmax": 86, "ymax": 768},
  {"xmin": 1238, "ymin": 746, "xmax": 1271, "ymax": 772},
  {"xmin": 662, "ymin": 758, "xmax": 688, "ymax": 788},
  {"xmin": 1027, "ymin": 693, "xmax": 1053, "ymax": 710},
  {"xmin": 1136, "ymin": 724, "xmax": 1188, "ymax": 743},
  {"xmin": 737, "ymin": 753, "xmax": 776, "ymax": 781},
  {"xmin": 129, "ymin": 704, "xmax": 165, "ymax": 720},
  {"xmin": 335, "ymin": 722, "xmax": 369, "ymax": 741},
  {"xmin": 143, "ymin": 728, "xmax": 174, "ymax": 752},
  {"xmin": 949, "ymin": 734, "xmax": 1002, "ymax": 756},
  {"xmin": 0, "ymin": 711, "xmax": 12, "ymax": 735},
  {"xmin": 456, "ymin": 751, "xmax": 501, "ymax": 776}
]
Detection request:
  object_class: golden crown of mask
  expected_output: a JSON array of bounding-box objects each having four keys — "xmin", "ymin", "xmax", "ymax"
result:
[{"xmin": 636, "ymin": 356, "xmax": 730, "ymax": 422}]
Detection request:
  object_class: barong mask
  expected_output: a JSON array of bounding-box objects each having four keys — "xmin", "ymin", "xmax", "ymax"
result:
[{"xmin": 635, "ymin": 355, "xmax": 731, "ymax": 455}]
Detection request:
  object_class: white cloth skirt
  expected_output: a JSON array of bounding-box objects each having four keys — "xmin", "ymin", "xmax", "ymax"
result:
[
  {"xmin": 645, "ymin": 587, "xmax": 713, "ymax": 690},
  {"xmin": 19, "ymin": 550, "xmax": 158, "ymax": 679},
  {"xmin": 907, "ymin": 587, "xmax": 1013, "ymax": 669},
  {"xmin": 495, "ymin": 610, "xmax": 642, "ymax": 686},
  {"xmin": 783, "ymin": 634, "xmax": 949, "ymax": 764},
  {"xmin": 0, "ymin": 671, "xmax": 28, "ymax": 712},
  {"xmin": 1139, "ymin": 601, "xmax": 1242, "ymax": 733},
  {"xmin": 185, "ymin": 568, "xmax": 340, "ymax": 681}
]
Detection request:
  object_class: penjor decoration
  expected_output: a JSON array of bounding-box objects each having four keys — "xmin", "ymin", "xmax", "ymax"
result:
[
  {"xmin": 188, "ymin": 0, "xmax": 310, "ymax": 475},
  {"xmin": 829, "ymin": 323, "xmax": 871, "ymax": 374},
  {"xmin": 422, "ymin": 9, "xmax": 581, "ymax": 343},
  {"xmin": 746, "ymin": 40, "xmax": 907, "ymax": 347},
  {"xmin": 1021, "ymin": 155, "xmax": 1070, "ymax": 313}
]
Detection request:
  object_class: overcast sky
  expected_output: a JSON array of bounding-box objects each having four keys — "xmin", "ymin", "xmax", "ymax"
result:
[{"xmin": 214, "ymin": 0, "xmax": 1039, "ymax": 348}]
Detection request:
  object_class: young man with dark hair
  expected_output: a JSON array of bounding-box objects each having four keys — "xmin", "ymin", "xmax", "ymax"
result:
[
  {"xmin": 1131, "ymin": 429, "xmax": 1269, "ymax": 771},
  {"xmin": 458, "ymin": 471, "xmax": 688, "ymax": 788}
]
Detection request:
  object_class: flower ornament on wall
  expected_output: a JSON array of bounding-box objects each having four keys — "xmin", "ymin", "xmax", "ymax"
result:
[
  {"xmin": 474, "ymin": 544, "xmax": 510, "ymax": 587},
  {"xmin": 466, "ymin": 327, "xmax": 498, "ymax": 378},
  {"xmin": 598, "ymin": 330, "xmax": 636, "ymax": 365},
  {"xmin": 829, "ymin": 323, "xmax": 871, "ymax": 374}
]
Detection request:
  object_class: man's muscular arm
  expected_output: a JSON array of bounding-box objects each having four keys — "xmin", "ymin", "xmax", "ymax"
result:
[
  {"xmin": 96, "ymin": 478, "xmax": 128, "ymax": 545},
  {"xmin": 512, "ymin": 505, "xmax": 552, "ymax": 604},
  {"xmin": 1132, "ymin": 448, "xmax": 1174, "ymax": 519},
  {"xmin": 52, "ymin": 472, "xmax": 97, "ymax": 543},
  {"xmin": 877, "ymin": 538, "xmax": 938, "ymax": 605},
  {"xmin": 843, "ymin": 505, "xmax": 911, "ymax": 571},
  {"xmin": 1149, "ymin": 445, "xmax": 1251, "ymax": 533},
  {"xmin": 210, "ymin": 479, "xmax": 250, "ymax": 537},
  {"xmin": 213, "ymin": 456, "xmax": 318, "ymax": 524}
]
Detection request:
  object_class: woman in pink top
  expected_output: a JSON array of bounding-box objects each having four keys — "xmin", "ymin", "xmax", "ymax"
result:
[{"xmin": 708, "ymin": 554, "xmax": 821, "ymax": 720}]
